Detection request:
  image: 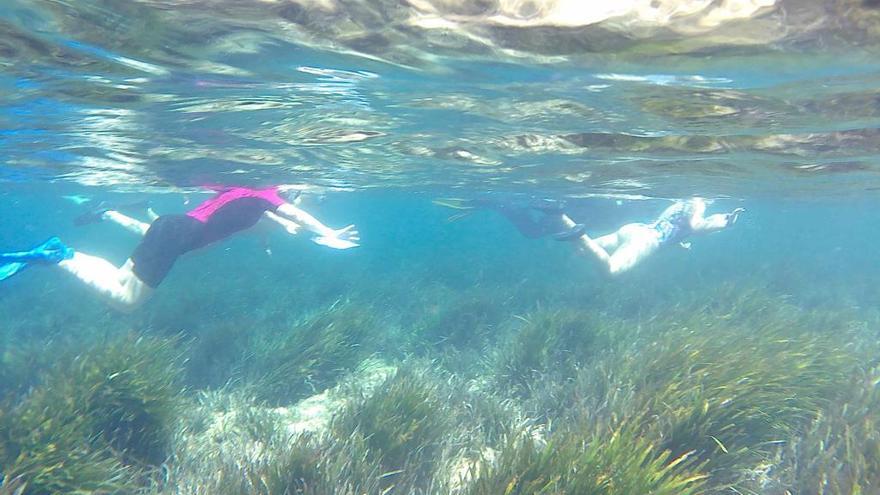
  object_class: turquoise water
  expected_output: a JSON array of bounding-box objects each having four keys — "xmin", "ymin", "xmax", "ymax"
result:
[{"xmin": 3, "ymin": 1, "xmax": 880, "ymax": 494}]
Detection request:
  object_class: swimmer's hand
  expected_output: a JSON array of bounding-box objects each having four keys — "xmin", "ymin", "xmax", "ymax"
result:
[
  {"xmin": 282, "ymin": 222, "xmax": 301, "ymax": 235},
  {"xmin": 728, "ymin": 207, "xmax": 746, "ymax": 225},
  {"xmin": 313, "ymin": 225, "xmax": 360, "ymax": 249}
]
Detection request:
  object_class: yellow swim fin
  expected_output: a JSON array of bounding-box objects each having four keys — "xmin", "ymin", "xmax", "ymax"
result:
[
  {"xmin": 432, "ymin": 198, "xmax": 477, "ymax": 222},
  {"xmin": 431, "ymin": 198, "xmax": 473, "ymax": 210},
  {"xmin": 447, "ymin": 211, "xmax": 478, "ymax": 222}
]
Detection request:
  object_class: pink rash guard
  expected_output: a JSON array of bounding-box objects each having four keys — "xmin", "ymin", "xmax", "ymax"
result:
[{"xmin": 187, "ymin": 186, "xmax": 286, "ymax": 223}]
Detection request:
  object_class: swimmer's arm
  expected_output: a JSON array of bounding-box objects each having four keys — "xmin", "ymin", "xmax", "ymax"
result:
[
  {"xmin": 691, "ymin": 207, "xmax": 745, "ymax": 233},
  {"xmin": 275, "ymin": 203, "xmax": 336, "ymax": 237},
  {"xmin": 263, "ymin": 210, "xmax": 301, "ymax": 235},
  {"xmin": 275, "ymin": 203, "xmax": 360, "ymax": 249}
]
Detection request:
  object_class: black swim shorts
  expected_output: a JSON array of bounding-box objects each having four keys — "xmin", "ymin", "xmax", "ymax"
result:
[{"xmin": 131, "ymin": 215, "xmax": 204, "ymax": 288}]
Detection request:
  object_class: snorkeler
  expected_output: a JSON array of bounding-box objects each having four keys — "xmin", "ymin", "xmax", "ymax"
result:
[
  {"xmin": 436, "ymin": 197, "xmax": 744, "ymax": 276},
  {"xmin": 0, "ymin": 185, "xmax": 360, "ymax": 310},
  {"xmin": 559, "ymin": 198, "xmax": 744, "ymax": 276},
  {"xmin": 433, "ymin": 197, "xmax": 571, "ymax": 239}
]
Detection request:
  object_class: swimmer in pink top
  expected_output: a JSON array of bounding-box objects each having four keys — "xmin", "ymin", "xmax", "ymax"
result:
[{"xmin": 47, "ymin": 185, "xmax": 359, "ymax": 311}]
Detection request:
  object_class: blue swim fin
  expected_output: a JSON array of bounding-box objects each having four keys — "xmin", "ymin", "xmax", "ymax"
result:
[
  {"xmin": 0, "ymin": 261, "xmax": 28, "ymax": 281},
  {"xmin": 553, "ymin": 224, "xmax": 587, "ymax": 241},
  {"xmin": 0, "ymin": 237, "xmax": 73, "ymax": 281}
]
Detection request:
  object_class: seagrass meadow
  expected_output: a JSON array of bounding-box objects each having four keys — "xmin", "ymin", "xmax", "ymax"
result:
[
  {"xmin": 8, "ymin": 1, "xmax": 880, "ymax": 492},
  {"xmin": 2, "ymin": 192, "xmax": 880, "ymax": 495}
]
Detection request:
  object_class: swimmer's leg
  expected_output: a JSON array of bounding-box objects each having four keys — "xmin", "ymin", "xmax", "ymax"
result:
[
  {"xmin": 103, "ymin": 211, "xmax": 152, "ymax": 236},
  {"xmin": 491, "ymin": 199, "xmax": 567, "ymax": 239},
  {"xmin": 58, "ymin": 254, "xmax": 152, "ymax": 311},
  {"xmin": 595, "ymin": 232, "xmax": 621, "ymax": 251},
  {"xmin": 559, "ymin": 213, "xmax": 614, "ymax": 273},
  {"xmin": 497, "ymin": 207, "xmax": 559, "ymax": 238},
  {"xmin": 553, "ymin": 223, "xmax": 587, "ymax": 241},
  {"xmin": 604, "ymin": 226, "xmax": 662, "ymax": 275},
  {"xmin": 75, "ymin": 200, "xmax": 156, "ymax": 236},
  {"xmin": 559, "ymin": 215, "xmax": 660, "ymax": 276}
]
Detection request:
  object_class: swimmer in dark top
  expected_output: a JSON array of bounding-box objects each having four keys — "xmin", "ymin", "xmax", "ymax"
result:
[
  {"xmin": 436, "ymin": 196, "xmax": 743, "ymax": 276},
  {"xmin": 433, "ymin": 197, "xmax": 570, "ymax": 239},
  {"xmin": 13, "ymin": 185, "xmax": 359, "ymax": 311}
]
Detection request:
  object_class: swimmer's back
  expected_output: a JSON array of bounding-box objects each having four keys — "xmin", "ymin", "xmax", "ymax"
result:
[
  {"xmin": 187, "ymin": 187, "xmax": 286, "ymax": 245},
  {"xmin": 653, "ymin": 200, "xmax": 696, "ymax": 244}
]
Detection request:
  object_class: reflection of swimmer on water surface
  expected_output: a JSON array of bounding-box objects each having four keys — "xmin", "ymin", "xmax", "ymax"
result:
[
  {"xmin": 436, "ymin": 196, "xmax": 744, "ymax": 276},
  {"xmin": 0, "ymin": 185, "xmax": 360, "ymax": 311}
]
